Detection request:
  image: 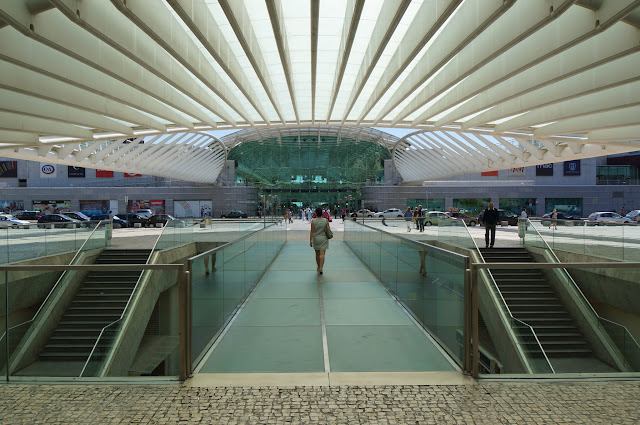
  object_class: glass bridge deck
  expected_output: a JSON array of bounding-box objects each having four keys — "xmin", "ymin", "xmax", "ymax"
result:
[{"xmin": 194, "ymin": 241, "xmax": 457, "ymax": 375}]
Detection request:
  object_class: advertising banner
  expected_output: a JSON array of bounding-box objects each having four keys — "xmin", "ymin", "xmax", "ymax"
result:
[
  {"xmin": 0, "ymin": 200, "xmax": 24, "ymax": 212},
  {"xmin": 129, "ymin": 199, "xmax": 165, "ymax": 214},
  {"xmin": 564, "ymin": 160, "xmax": 581, "ymax": 176},
  {"xmin": 96, "ymin": 169, "xmax": 113, "ymax": 178},
  {"xmin": 509, "ymin": 167, "xmax": 525, "ymax": 177},
  {"xmin": 68, "ymin": 166, "xmax": 86, "ymax": 178},
  {"xmin": 174, "ymin": 200, "xmax": 213, "ymax": 218},
  {"xmin": 481, "ymin": 171, "xmax": 498, "ymax": 176},
  {"xmin": 79, "ymin": 200, "xmax": 110, "ymax": 215},
  {"xmin": 33, "ymin": 200, "xmax": 71, "ymax": 214},
  {"xmin": 40, "ymin": 163, "xmax": 57, "ymax": 178},
  {"xmin": 536, "ymin": 164, "xmax": 553, "ymax": 176},
  {"xmin": 0, "ymin": 161, "xmax": 17, "ymax": 178}
]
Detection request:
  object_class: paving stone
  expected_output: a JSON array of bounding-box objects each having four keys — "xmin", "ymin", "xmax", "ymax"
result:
[{"xmin": 1, "ymin": 382, "xmax": 639, "ymax": 424}]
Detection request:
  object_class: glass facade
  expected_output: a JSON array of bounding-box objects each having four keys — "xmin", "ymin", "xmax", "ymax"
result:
[
  {"xmin": 544, "ymin": 198, "xmax": 583, "ymax": 216},
  {"xmin": 229, "ymin": 136, "xmax": 390, "ymax": 211},
  {"xmin": 406, "ymin": 198, "xmax": 445, "ymax": 211},
  {"xmin": 452, "ymin": 198, "xmax": 491, "ymax": 215},
  {"xmin": 596, "ymin": 165, "xmax": 637, "ymax": 185},
  {"xmin": 499, "ymin": 198, "xmax": 536, "ymax": 215}
]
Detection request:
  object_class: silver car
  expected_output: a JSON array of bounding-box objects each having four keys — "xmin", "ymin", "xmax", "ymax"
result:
[
  {"xmin": 0, "ymin": 215, "xmax": 31, "ymax": 227},
  {"xmin": 587, "ymin": 212, "xmax": 631, "ymax": 225}
]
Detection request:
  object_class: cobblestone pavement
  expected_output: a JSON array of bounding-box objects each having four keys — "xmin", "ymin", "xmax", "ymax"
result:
[{"xmin": 1, "ymin": 381, "xmax": 639, "ymax": 424}]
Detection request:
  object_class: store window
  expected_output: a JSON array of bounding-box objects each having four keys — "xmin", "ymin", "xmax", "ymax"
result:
[
  {"xmin": 499, "ymin": 198, "xmax": 536, "ymax": 216},
  {"xmin": 407, "ymin": 198, "xmax": 445, "ymax": 211},
  {"xmin": 452, "ymin": 198, "xmax": 491, "ymax": 216},
  {"xmin": 544, "ymin": 198, "xmax": 582, "ymax": 216}
]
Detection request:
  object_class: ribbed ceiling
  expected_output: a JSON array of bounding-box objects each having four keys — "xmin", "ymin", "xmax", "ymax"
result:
[{"xmin": 0, "ymin": 1, "xmax": 639, "ymax": 183}]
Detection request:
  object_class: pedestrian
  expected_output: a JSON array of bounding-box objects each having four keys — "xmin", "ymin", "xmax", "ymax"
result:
[
  {"xmin": 307, "ymin": 208, "xmax": 313, "ymax": 222},
  {"xmin": 341, "ymin": 208, "xmax": 346, "ymax": 222},
  {"xmin": 310, "ymin": 206, "xmax": 332, "ymax": 274},
  {"xmin": 520, "ymin": 208, "xmax": 527, "ymax": 219},
  {"xmin": 416, "ymin": 205, "xmax": 425, "ymax": 232},
  {"xmin": 404, "ymin": 206, "xmax": 413, "ymax": 232},
  {"xmin": 482, "ymin": 202, "xmax": 500, "ymax": 248},
  {"xmin": 413, "ymin": 206, "xmax": 419, "ymax": 229},
  {"xmin": 550, "ymin": 208, "xmax": 558, "ymax": 229}
]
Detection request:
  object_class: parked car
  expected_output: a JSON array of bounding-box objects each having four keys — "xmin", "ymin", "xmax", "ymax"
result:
[
  {"xmin": 445, "ymin": 212, "xmax": 478, "ymax": 226},
  {"xmin": 14, "ymin": 211, "xmax": 42, "ymax": 221},
  {"xmin": 587, "ymin": 211, "xmax": 630, "ymax": 225},
  {"xmin": 423, "ymin": 211, "xmax": 453, "ymax": 226},
  {"xmin": 541, "ymin": 212, "xmax": 582, "ymax": 226},
  {"xmin": 624, "ymin": 210, "xmax": 640, "ymax": 222},
  {"xmin": 130, "ymin": 209, "xmax": 154, "ymax": 219},
  {"xmin": 349, "ymin": 209, "xmax": 374, "ymax": 217},
  {"xmin": 123, "ymin": 212, "xmax": 149, "ymax": 227},
  {"xmin": 37, "ymin": 214, "xmax": 83, "ymax": 228},
  {"xmin": 0, "ymin": 215, "xmax": 31, "ymax": 227},
  {"xmin": 146, "ymin": 214, "xmax": 185, "ymax": 227},
  {"xmin": 478, "ymin": 209, "xmax": 519, "ymax": 226},
  {"xmin": 373, "ymin": 208, "xmax": 404, "ymax": 218},
  {"xmin": 62, "ymin": 211, "xmax": 92, "ymax": 222},
  {"xmin": 222, "ymin": 210, "xmax": 248, "ymax": 218},
  {"xmin": 90, "ymin": 214, "xmax": 129, "ymax": 228}
]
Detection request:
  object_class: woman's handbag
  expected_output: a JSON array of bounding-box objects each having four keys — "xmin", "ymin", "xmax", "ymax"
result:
[{"xmin": 325, "ymin": 221, "xmax": 334, "ymax": 239}]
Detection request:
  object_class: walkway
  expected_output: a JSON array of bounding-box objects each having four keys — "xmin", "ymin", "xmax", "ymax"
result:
[{"xmin": 194, "ymin": 240, "xmax": 458, "ymax": 385}]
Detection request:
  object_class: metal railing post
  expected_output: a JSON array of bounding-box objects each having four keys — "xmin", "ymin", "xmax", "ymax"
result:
[
  {"xmin": 185, "ymin": 268, "xmax": 192, "ymax": 377},
  {"xmin": 472, "ymin": 264, "xmax": 479, "ymax": 379},
  {"xmin": 178, "ymin": 265, "xmax": 187, "ymax": 381},
  {"xmin": 463, "ymin": 267, "xmax": 471, "ymax": 375}
]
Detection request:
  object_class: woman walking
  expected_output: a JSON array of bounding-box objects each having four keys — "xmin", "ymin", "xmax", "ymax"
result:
[
  {"xmin": 310, "ymin": 206, "xmax": 331, "ymax": 274},
  {"xmin": 404, "ymin": 206, "xmax": 413, "ymax": 232}
]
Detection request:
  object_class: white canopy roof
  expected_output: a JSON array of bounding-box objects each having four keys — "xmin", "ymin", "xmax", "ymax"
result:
[{"xmin": 0, "ymin": 0, "xmax": 639, "ymax": 183}]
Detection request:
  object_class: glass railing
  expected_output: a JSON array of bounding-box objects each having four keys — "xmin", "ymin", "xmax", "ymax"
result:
[
  {"xmin": 521, "ymin": 218, "xmax": 640, "ymax": 372},
  {"xmin": 344, "ymin": 219, "xmax": 468, "ymax": 367},
  {"xmin": 525, "ymin": 218, "xmax": 640, "ymax": 262},
  {"xmin": 0, "ymin": 222, "xmax": 112, "ymax": 379},
  {"xmin": 187, "ymin": 222, "xmax": 286, "ymax": 369},
  {"xmin": 0, "ymin": 221, "xmax": 101, "ymax": 264},
  {"xmin": 80, "ymin": 320, "xmax": 121, "ymax": 377}
]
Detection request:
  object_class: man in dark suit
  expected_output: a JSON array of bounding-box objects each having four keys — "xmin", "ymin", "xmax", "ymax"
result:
[{"xmin": 482, "ymin": 202, "xmax": 500, "ymax": 248}]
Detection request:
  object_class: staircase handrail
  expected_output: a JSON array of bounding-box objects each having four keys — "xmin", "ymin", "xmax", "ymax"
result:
[
  {"xmin": 31, "ymin": 220, "xmax": 111, "ymax": 321},
  {"xmin": 460, "ymin": 218, "xmax": 555, "ymax": 374},
  {"xmin": 5, "ymin": 221, "xmax": 110, "ymax": 375},
  {"xmin": 80, "ymin": 220, "xmax": 181, "ymax": 376},
  {"xmin": 522, "ymin": 217, "xmax": 640, "ymax": 370}
]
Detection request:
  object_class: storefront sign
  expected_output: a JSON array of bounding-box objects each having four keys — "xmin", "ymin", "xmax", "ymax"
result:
[
  {"xmin": 509, "ymin": 167, "xmax": 525, "ymax": 177},
  {"xmin": 0, "ymin": 161, "xmax": 17, "ymax": 178},
  {"xmin": 481, "ymin": 171, "xmax": 499, "ymax": 176},
  {"xmin": 40, "ymin": 163, "xmax": 57, "ymax": 178},
  {"xmin": 68, "ymin": 166, "xmax": 86, "ymax": 178},
  {"xmin": 96, "ymin": 169, "xmax": 113, "ymax": 178},
  {"xmin": 536, "ymin": 164, "xmax": 553, "ymax": 176},
  {"xmin": 564, "ymin": 160, "xmax": 581, "ymax": 176}
]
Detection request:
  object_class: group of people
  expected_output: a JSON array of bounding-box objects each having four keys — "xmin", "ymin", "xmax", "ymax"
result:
[{"xmin": 402, "ymin": 205, "xmax": 426, "ymax": 232}]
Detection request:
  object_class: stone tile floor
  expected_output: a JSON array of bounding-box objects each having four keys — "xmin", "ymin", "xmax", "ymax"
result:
[{"xmin": 1, "ymin": 381, "xmax": 639, "ymax": 424}]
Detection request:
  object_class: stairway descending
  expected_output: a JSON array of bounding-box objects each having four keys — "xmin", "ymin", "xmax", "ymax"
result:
[
  {"xmin": 479, "ymin": 247, "xmax": 592, "ymax": 359},
  {"xmin": 39, "ymin": 249, "xmax": 151, "ymax": 364}
]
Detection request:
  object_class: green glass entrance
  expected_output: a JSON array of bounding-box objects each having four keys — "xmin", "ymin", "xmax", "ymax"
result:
[{"xmin": 228, "ymin": 135, "xmax": 390, "ymax": 213}]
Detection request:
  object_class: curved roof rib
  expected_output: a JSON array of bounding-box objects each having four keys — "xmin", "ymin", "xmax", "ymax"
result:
[{"xmin": 0, "ymin": 1, "xmax": 638, "ymax": 183}]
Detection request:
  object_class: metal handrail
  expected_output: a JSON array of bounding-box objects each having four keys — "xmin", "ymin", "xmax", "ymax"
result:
[
  {"xmin": 0, "ymin": 264, "xmax": 184, "ymax": 379},
  {"xmin": 80, "ymin": 219, "xmax": 199, "ymax": 376},
  {"xmin": 188, "ymin": 221, "xmax": 280, "ymax": 263},
  {"xmin": 523, "ymin": 218, "xmax": 609, "ymax": 326},
  {"xmin": 448, "ymin": 217, "xmax": 554, "ymax": 374},
  {"xmin": 349, "ymin": 219, "xmax": 470, "ymax": 261},
  {"xmin": 8, "ymin": 221, "xmax": 110, "ymax": 336},
  {"xmin": 521, "ymin": 218, "xmax": 640, "ymax": 366}
]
